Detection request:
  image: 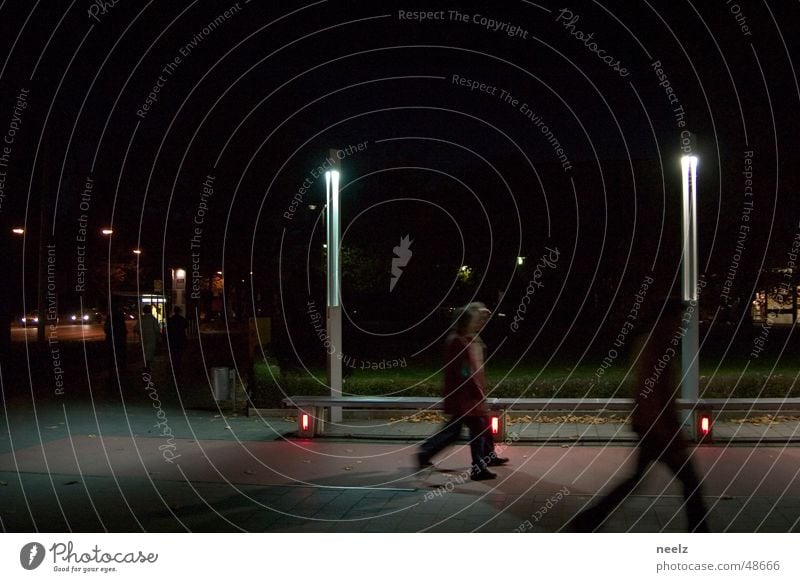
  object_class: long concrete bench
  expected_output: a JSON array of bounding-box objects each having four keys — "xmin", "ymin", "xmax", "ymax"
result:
[{"xmin": 281, "ymin": 395, "xmax": 800, "ymax": 441}]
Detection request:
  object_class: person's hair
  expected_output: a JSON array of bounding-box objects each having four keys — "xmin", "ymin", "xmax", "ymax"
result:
[
  {"xmin": 452, "ymin": 302, "xmax": 490, "ymax": 333},
  {"xmin": 173, "ymin": 306, "xmax": 182, "ymax": 315},
  {"xmin": 141, "ymin": 306, "xmax": 152, "ymax": 315}
]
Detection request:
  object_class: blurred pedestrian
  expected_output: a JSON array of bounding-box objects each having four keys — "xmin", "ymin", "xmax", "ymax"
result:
[
  {"xmin": 466, "ymin": 304, "xmax": 508, "ymax": 468},
  {"xmin": 104, "ymin": 303, "xmax": 127, "ymax": 383},
  {"xmin": 139, "ymin": 305, "xmax": 161, "ymax": 372},
  {"xmin": 166, "ymin": 305, "xmax": 188, "ymax": 373},
  {"xmin": 571, "ymin": 297, "xmax": 710, "ymax": 532},
  {"xmin": 417, "ymin": 302, "xmax": 508, "ymax": 481}
]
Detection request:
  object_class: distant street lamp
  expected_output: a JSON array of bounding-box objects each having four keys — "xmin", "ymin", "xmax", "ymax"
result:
[
  {"xmin": 133, "ymin": 249, "xmax": 142, "ymax": 255},
  {"xmin": 101, "ymin": 228, "xmax": 113, "ymax": 235},
  {"xmin": 680, "ymin": 154, "xmax": 699, "ymax": 413},
  {"xmin": 12, "ymin": 228, "xmax": 24, "ymax": 234}
]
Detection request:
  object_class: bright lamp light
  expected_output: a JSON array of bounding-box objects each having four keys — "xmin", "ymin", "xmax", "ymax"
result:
[{"xmin": 680, "ymin": 156, "xmax": 698, "ymax": 301}]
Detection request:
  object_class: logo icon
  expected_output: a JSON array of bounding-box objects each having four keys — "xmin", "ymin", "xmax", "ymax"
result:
[
  {"xmin": 20, "ymin": 542, "xmax": 45, "ymax": 570},
  {"xmin": 390, "ymin": 235, "xmax": 413, "ymax": 292}
]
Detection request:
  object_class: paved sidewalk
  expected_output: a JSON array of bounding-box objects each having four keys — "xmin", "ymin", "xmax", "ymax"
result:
[{"xmin": 2, "ymin": 401, "xmax": 799, "ymax": 532}]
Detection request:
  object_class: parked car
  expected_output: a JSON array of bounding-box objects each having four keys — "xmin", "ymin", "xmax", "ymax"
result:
[
  {"xmin": 19, "ymin": 310, "xmax": 39, "ymax": 326},
  {"xmin": 64, "ymin": 308, "xmax": 103, "ymax": 324}
]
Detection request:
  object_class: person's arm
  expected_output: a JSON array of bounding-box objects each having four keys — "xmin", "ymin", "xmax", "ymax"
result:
[
  {"xmin": 442, "ymin": 335, "xmax": 464, "ymax": 398},
  {"xmin": 467, "ymin": 337, "xmax": 487, "ymax": 398},
  {"xmin": 445, "ymin": 335, "xmax": 483, "ymax": 401}
]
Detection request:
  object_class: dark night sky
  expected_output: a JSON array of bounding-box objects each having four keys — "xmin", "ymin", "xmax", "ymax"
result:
[{"xmin": 1, "ymin": 0, "xmax": 799, "ymax": 357}]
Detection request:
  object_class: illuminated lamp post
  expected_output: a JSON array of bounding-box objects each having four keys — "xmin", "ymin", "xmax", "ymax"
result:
[
  {"xmin": 680, "ymin": 151, "xmax": 699, "ymax": 430},
  {"xmin": 325, "ymin": 150, "xmax": 343, "ymax": 423}
]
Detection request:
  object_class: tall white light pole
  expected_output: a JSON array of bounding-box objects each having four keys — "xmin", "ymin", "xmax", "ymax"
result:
[
  {"xmin": 325, "ymin": 150, "xmax": 343, "ymax": 423},
  {"xmin": 680, "ymin": 153, "xmax": 699, "ymax": 418}
]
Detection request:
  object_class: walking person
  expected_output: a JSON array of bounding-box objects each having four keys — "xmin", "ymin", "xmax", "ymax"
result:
[
  {"xmin": 571, "ymin": 298, "xmax": 710, "ymax": 532},
  {"xmin": 417, "ymin": 302, "xmax": 508, "ymax": 481},
  {"xmin": 166, "ymin": 305, "xmax": 188, "ymax": 375},
  {"xmin": 104, "ymin": 303, "xmax": 127, "ymax": 387},
  {"xmin": 139, "ymin": 305, "xmax": 161, "ymax": 372}
]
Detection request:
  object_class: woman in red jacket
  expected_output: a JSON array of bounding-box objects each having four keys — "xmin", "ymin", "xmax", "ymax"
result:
[{"xmin": 417, "ymin": 302, "xmax": 508, "ymax": 480}]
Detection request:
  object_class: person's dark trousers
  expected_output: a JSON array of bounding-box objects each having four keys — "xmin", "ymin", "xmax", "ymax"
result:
[
  {"xmin": 170, "ymin": 348, "xmax": 184, "ymax": 379},
  {"xmin": 114, "ymin": 340, "xmax": 127, "ymax": 370},
  {"xmin": 464, "ymin": 416, "xmax": 492, "ymax": 471},
  {"xmin": 420, "ymin": 415, "xmax": 492, "ymax": 471},
  {"xmin": 572, "ymin": 438, "xmax": 709, "ymax": 532},
  {"xmin": 420, "ymin": 415, "xmax": 463, "ymax": 460},
  {"xmin": 479, "ymin": 416, "xmax": 497, "ymax": 462},
  {"xmin": 106, "ymin": 340, "xmax": 127, "ymax": 389}
]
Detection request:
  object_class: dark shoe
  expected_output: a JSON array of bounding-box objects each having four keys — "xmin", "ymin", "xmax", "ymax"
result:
[
  {"xmin": 488, "ymin": 456, "xmax": 509, "ymax": 466},
  {"xmin": 470, "ymin": 469, "xmax": 497, "ymax": 481},
  {"xmin": 568, "ymin": 511, "xmax": 598, "ymax": 533},
  {"xmin": 417, "ymin": 452, "xmax": 433, "ymax": 469}
]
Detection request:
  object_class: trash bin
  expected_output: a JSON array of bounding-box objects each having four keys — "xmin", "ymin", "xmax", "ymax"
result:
[{"xmin": 212, "ymin": 367, "xmax": 233, "ymax": 400}]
